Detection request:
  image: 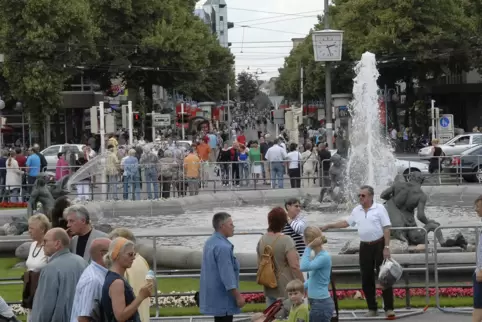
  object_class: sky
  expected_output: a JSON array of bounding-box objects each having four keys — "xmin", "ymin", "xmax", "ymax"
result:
[{"xmin": 197, "ymin": 0, "xmax": 323, "ymax": 81}]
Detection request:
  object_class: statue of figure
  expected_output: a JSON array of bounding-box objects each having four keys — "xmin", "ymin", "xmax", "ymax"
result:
[
  {"xmin": 27, "ymin": 174, "xmax": 70, "ymax": 220},
  {"xmin": 380, "ymin": 172, "xmax": 466, "ymax": 247},
  {"xmin": 319, "ymin": 154, "xmax": 346, "ymax": 204},
  {"xmin": 27, "ymin": 176, "xmax": 55, "ymax": 219}
]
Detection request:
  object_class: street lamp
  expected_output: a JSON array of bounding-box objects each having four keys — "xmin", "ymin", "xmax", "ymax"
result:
[
  {"xmin": 15, "ymin": 102, "xmax": 26, "ymax": 146},
  {"xmin": 0, "ymin": 96, "xmax": 5, "ymax": 148}
]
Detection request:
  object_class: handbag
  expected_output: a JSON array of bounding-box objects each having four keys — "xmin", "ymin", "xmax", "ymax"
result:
[
  {"xmin": 21, "ymin": 270, "xmax": 40, "ymax": 309},
  {"xmin": 330, "ymin": 272, "xmax": 339, "ymax": 322}
]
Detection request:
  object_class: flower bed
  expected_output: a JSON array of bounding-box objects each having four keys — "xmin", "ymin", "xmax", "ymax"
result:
[
  {"xmin": 0, "ymin": 202, "xmax": 27, "ymax": 208},
  {"xmin": 8, "ymin": 287, "xmax": 475, "ymax": 315}
]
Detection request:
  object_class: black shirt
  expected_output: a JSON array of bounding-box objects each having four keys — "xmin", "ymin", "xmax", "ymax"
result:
[
  {"xmin": 318, "ymin": 149, "xmax": 332, "ymax": 172},
  {"xmin": 76, "ymin": 229, "xmax": 92, "ymax": 257}
]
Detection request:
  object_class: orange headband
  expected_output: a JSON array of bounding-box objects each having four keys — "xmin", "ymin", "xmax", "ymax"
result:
[{"xmin": 111, "ymin": 237, "xmax": 129, "ymax": 261}]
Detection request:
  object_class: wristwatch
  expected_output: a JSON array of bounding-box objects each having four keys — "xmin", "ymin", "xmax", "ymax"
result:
[{"xmin": 384, "ymin": 246, "xmax": 390, "ymax": 249}]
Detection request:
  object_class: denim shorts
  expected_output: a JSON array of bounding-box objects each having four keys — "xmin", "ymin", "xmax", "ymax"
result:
[
  {"xmin": 309, "ymin": 297, "xmax": 335, "ymax": 322},
  {"xmin": 474, "ymin": 273, "xmax": 482, "ymax": 308}
]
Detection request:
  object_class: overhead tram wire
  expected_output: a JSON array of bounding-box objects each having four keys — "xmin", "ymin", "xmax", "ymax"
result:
[
  {"xmin": 232, "ymin": 14, "xmax": 320, "ymax": 29},
  {"xmin": 228, "ymin": 7, "xmax": 323, "ymax": 17},
  {"xmin": 232, "ymin": 9, "xmax": 321, "ymax": 24},
  {"xmin": 239, "ymin": 26, "xmax": 307, "ymax": 36}
]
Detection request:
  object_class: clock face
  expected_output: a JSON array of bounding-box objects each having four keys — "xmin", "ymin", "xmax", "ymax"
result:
[{"xmin": 312, "ymin": 33, "xmax": 343, "ymax": 61}]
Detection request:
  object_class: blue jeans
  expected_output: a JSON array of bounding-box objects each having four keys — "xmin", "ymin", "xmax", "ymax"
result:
[
  {"xmin": 240, "ymin": 163, "xmax": 249, "ymax": 186},
  {"xmin": 270, "ymin": 162, "xmax": 284, "ymax": 189},
  {"xmin": 123, "ymin": 175, "xmax": 140, "ymax": 200},
  {"xmin": 266, "ymin": 296, "xmax": 278, "ymax": 307},
  {"xmin": 144, "ymin": 168, "xmax": 159, "ymax": 199},
  {"xmin": 107, "ymin": 175, "xmax": 118, "ymax": 200},
  {"xmin": 309, "ymin": 297, "xmax": 335, "ymax": 322}
]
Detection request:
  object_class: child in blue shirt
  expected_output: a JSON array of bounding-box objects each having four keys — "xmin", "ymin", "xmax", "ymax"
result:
[{"xmin": 300, "ymin": 226, "xmax": 335, "ymax": 322}]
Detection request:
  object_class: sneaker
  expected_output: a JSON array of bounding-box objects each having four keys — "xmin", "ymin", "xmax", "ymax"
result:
[
  {"xmin": 364, "ymin": 310, "xmax": 378, "ymax": 317},
  {"xmin": 236, "ymin": 185, "xmax": 240, "ymax": 188},
  {"xmin": 385, "ymin": 310, "xmax": 395, "ymax": 318}
]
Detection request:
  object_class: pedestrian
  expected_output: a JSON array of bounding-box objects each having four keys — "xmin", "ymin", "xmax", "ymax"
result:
[
  {"xmin": 31, "ymin": 228, "xmax": 88, "ymax": 322},
  {"xmin": 321, "ymin": 185, "xmax": 394, "ymax": 318},
  {"xmin": 200, "ymin": 212, "xmax": 245, "ymax": 322}
]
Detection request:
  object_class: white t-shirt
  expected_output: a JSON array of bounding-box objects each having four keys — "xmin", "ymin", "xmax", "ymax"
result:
[
  {"xmin": 286, "ymin": 151, "xmax": 301, "ymax": 169},
  {"xmin": 265, "ymin": 145, "xmax": 288, "ymax": 162},
  {"xmin": 346, "ymin": 203, "xmax": 391, "ymax": 242},
  {"xmin": 26, "ymin": 241, "xmax": 48, "ymax": 272}
]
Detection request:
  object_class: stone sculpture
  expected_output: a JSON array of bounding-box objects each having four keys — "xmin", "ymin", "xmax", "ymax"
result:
[
  {"xmin": 380, "ymin": 172, "xmax": 466, "ymax": 248},
  {"xmin": 319, "ymin": 154, "xmax": 346, "ymax": 204},
  {"xmin": 27, "ymin": 174, "xmax": 71, "ymax": 219}
]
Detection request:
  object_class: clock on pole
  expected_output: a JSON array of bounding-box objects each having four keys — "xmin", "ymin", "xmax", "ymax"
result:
[{"xmin": 312, "ymin": 29, "xmax": 344, "ymax": 62}]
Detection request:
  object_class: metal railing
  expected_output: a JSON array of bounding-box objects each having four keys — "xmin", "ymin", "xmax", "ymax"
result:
[
  {"xmin": 433, "ymin": 224, "xmax": 481, "ymax": 315},
  {"xmin": 2, "ymin": 225, "xmax": 482, "ymax": 320}
]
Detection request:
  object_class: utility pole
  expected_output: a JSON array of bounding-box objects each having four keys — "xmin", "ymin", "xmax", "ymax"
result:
[
  {"xmin": 127, "ymin": 100, "xmax": 133, "ymax": 146},
  {"xmin": 300, "ymin": 65, "xmax": 304, "ymax": 112},
  {"xmin": 227, "ymin": 84, "xmax": 232, "ymax": 142},
  {"xmin": 324, "ymin": 0, "xmax": 333, "ymax": 149}
]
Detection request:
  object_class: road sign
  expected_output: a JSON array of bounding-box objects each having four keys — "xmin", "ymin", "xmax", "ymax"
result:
[
  {"xmin": 153, "ymin": 113, "xmax": 171, "ymax": 127},
  {"xmin": 268, "ymin": 96, "xmax": 284, "ymax": 107},
  {"xmin": 439, "ymin": 117, "xmax": 450, "ymax": 128}
]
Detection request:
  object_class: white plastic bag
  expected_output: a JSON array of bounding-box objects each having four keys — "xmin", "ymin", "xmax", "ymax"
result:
[{"xmin": 378, "ymin": 258, "xmax": 403, "ymax": 289}]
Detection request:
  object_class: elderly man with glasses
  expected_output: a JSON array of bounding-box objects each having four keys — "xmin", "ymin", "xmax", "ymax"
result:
[{"xmin": 321, "ymin": 185, "xmax": 394, "ymax": 318}]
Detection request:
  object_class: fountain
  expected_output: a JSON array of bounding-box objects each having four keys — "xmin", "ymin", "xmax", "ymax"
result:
[{"xmin": 344, "ymin": 52, "xmax": 398, "ymax": 201}]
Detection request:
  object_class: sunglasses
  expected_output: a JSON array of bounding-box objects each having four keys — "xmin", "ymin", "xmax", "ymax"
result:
[{"xmin": 358, "ymin": 194, "xmax": 366, "ymax": 198}]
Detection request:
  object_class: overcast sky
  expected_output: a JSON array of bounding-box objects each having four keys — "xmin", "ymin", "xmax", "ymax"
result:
[{"xmin": 197, "ymin": 0, "xmax": 323, "ymax": 80}]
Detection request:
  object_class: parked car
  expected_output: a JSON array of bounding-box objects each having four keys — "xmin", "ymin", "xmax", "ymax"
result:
[
  {"xmin": 330, "ymin": 149, "xmax": 429, "ymax": 181},
  {"xmin": 444, "ymin": 144, "xmax": 482, "ymax": 183},
  {"xmin": 40, "ymin": 144, "xmax": 85, "ymax": 171},
  {"xmin": 418, "ymin": 133, "xmax": 482, "ymax": 159}
]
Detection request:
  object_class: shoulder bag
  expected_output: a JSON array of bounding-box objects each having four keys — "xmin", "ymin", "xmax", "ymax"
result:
[{"xmin": 330, "ymin": 271, "xmax": 339, "ymax": 322}]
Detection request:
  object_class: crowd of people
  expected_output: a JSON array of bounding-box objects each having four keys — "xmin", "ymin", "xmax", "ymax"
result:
[
  {"xmin": 0, "ymin": 200, "xmax": 154, "ymax": 322},
  {"xmin": 199, "ymin": 186, "xmax": 399, "ymax": 322}
]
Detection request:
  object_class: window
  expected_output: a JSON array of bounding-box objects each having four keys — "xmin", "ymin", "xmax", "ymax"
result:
[
  {"xmin": 220, "ymin": 30, "xmax": 224, "ymax": 35},
  {"xmin": 469, "ymin": 146, "xmax": 482, "ymax": 156},
  {"xmin": 219, "ymin": 16, "xmax": 224, "ymax": 21},
  {"xmin": 454, "ymin": 136, "xmax": 470, "ymax": 145},
  {"xmin": 472, "ymin": 135, "xmax": 482, "ymax": 145},
  {"xmin": 41, "ymin": 146, "xmax": 59, "ymax": 156}
]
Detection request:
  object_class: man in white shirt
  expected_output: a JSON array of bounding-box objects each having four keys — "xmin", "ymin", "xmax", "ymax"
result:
[
  {"xmin": 321, "ymin": 185, "xmax": 394, "ymax": 318},
  {"xmin": 70, "ymin": 238, "xmax": 111, "ymax": 322},
  {"xmin": 264, "ymin": 139, "xmax": 287, "ymax": 189}
]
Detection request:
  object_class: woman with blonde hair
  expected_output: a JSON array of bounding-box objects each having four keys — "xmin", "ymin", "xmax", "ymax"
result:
[
  {"xmin": 22, "ymin": 214, "xmax": 51, "ymax": 320},
  {"xmin": 300, "ymin": 226, "xmax": 334, "ymax": 321},
  {"xmin": 101, "ymin": 237, "xmax": 152, "ymax": 322},
  {"xmin": 108, "ymin": 228, "xmax": 151, "ymax": 322}
]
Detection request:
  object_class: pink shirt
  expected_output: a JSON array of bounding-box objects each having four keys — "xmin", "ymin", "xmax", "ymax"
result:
[{"xmin": 56, "ymin": 158, "xmax": 69, "ymax": 180}]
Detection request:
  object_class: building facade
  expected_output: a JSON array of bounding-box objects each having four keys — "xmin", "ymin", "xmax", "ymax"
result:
[{"xmin": 195, "ymin": 0, "xmax": 233, "ymax": 48}]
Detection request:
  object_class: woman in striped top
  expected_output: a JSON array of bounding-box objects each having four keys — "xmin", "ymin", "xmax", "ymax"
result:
[{"xmin": 282, "ymin": 198, "xmax": 307, "ymax": 257}]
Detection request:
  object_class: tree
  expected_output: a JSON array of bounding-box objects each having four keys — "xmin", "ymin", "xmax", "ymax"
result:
[
  {"xmin": 331, "ymin": 0, "xmax": 477, "ymax": 81},
  {"xmin": 85, "ymin": 0, "xmax": 231, "ymax": 104},
  {"xmin": 0, "ymin": 0, "xmax": 98, "ymax": 120},
  {"xmin": 237, "ymin": 71, "xmax": 258, "ymax": 104},
  {"xmin": 176, "ymin": 39, "xmax": 235, "ymax": 102}
]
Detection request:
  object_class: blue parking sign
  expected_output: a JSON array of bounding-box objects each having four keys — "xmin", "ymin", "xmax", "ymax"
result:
[{"xmin": 439, "ymin": 117, "xmax": 450, "ymax": 128}]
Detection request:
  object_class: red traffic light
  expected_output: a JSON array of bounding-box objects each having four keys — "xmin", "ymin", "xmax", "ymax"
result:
[{"xmin": 134, "ymin": 113, "xmax": 140, "ymax": 120}]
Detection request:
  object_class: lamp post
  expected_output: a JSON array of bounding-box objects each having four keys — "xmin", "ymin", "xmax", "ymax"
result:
[{"xmin": 0, "ymin": 96, "xmax": 5, "ymax": 148}]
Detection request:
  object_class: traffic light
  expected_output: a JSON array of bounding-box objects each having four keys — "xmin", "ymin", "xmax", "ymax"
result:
[{"xmin": 132, "ymin": 111, "xmax": 141, "ymax": 129}]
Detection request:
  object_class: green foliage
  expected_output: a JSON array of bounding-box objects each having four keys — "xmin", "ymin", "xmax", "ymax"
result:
[
  {"xmin": 0, "ymin": 0, "xmax": 234, "ymax": 118},
  {"xmin": 277, "ymin": 0, "xmax": 480, "ymax": 102},
  {"xmin": 237, "ymin": 71, "xmax": 258, "ymax": 103},
  {"xmin": 0, "ymin": 0, "xmax": 98, "ymax": 119}
]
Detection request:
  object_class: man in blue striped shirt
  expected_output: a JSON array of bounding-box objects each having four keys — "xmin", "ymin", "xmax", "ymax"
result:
[{"xmin": 70, "ymin": 238, "xmax": 111, "ymax": 322}]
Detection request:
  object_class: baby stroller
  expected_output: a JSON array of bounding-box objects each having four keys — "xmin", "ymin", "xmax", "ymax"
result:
[{"xmin": 246, "ymin": 299, "xmax": 284, "ymax": 322}]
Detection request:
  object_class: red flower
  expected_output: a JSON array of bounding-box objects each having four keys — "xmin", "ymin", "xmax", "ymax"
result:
[
  {"xmin": 0, "ymin": 202, "xmax": 27, "ymax": 209},
  {"xmin": 240, "ymin": 287, "xmax": 474, "ymax": 303}
]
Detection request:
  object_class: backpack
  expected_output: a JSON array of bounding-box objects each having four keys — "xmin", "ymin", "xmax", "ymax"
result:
[{"xmin": 257, "ymin": 235, "xmax": 281, "ymax": 288}]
